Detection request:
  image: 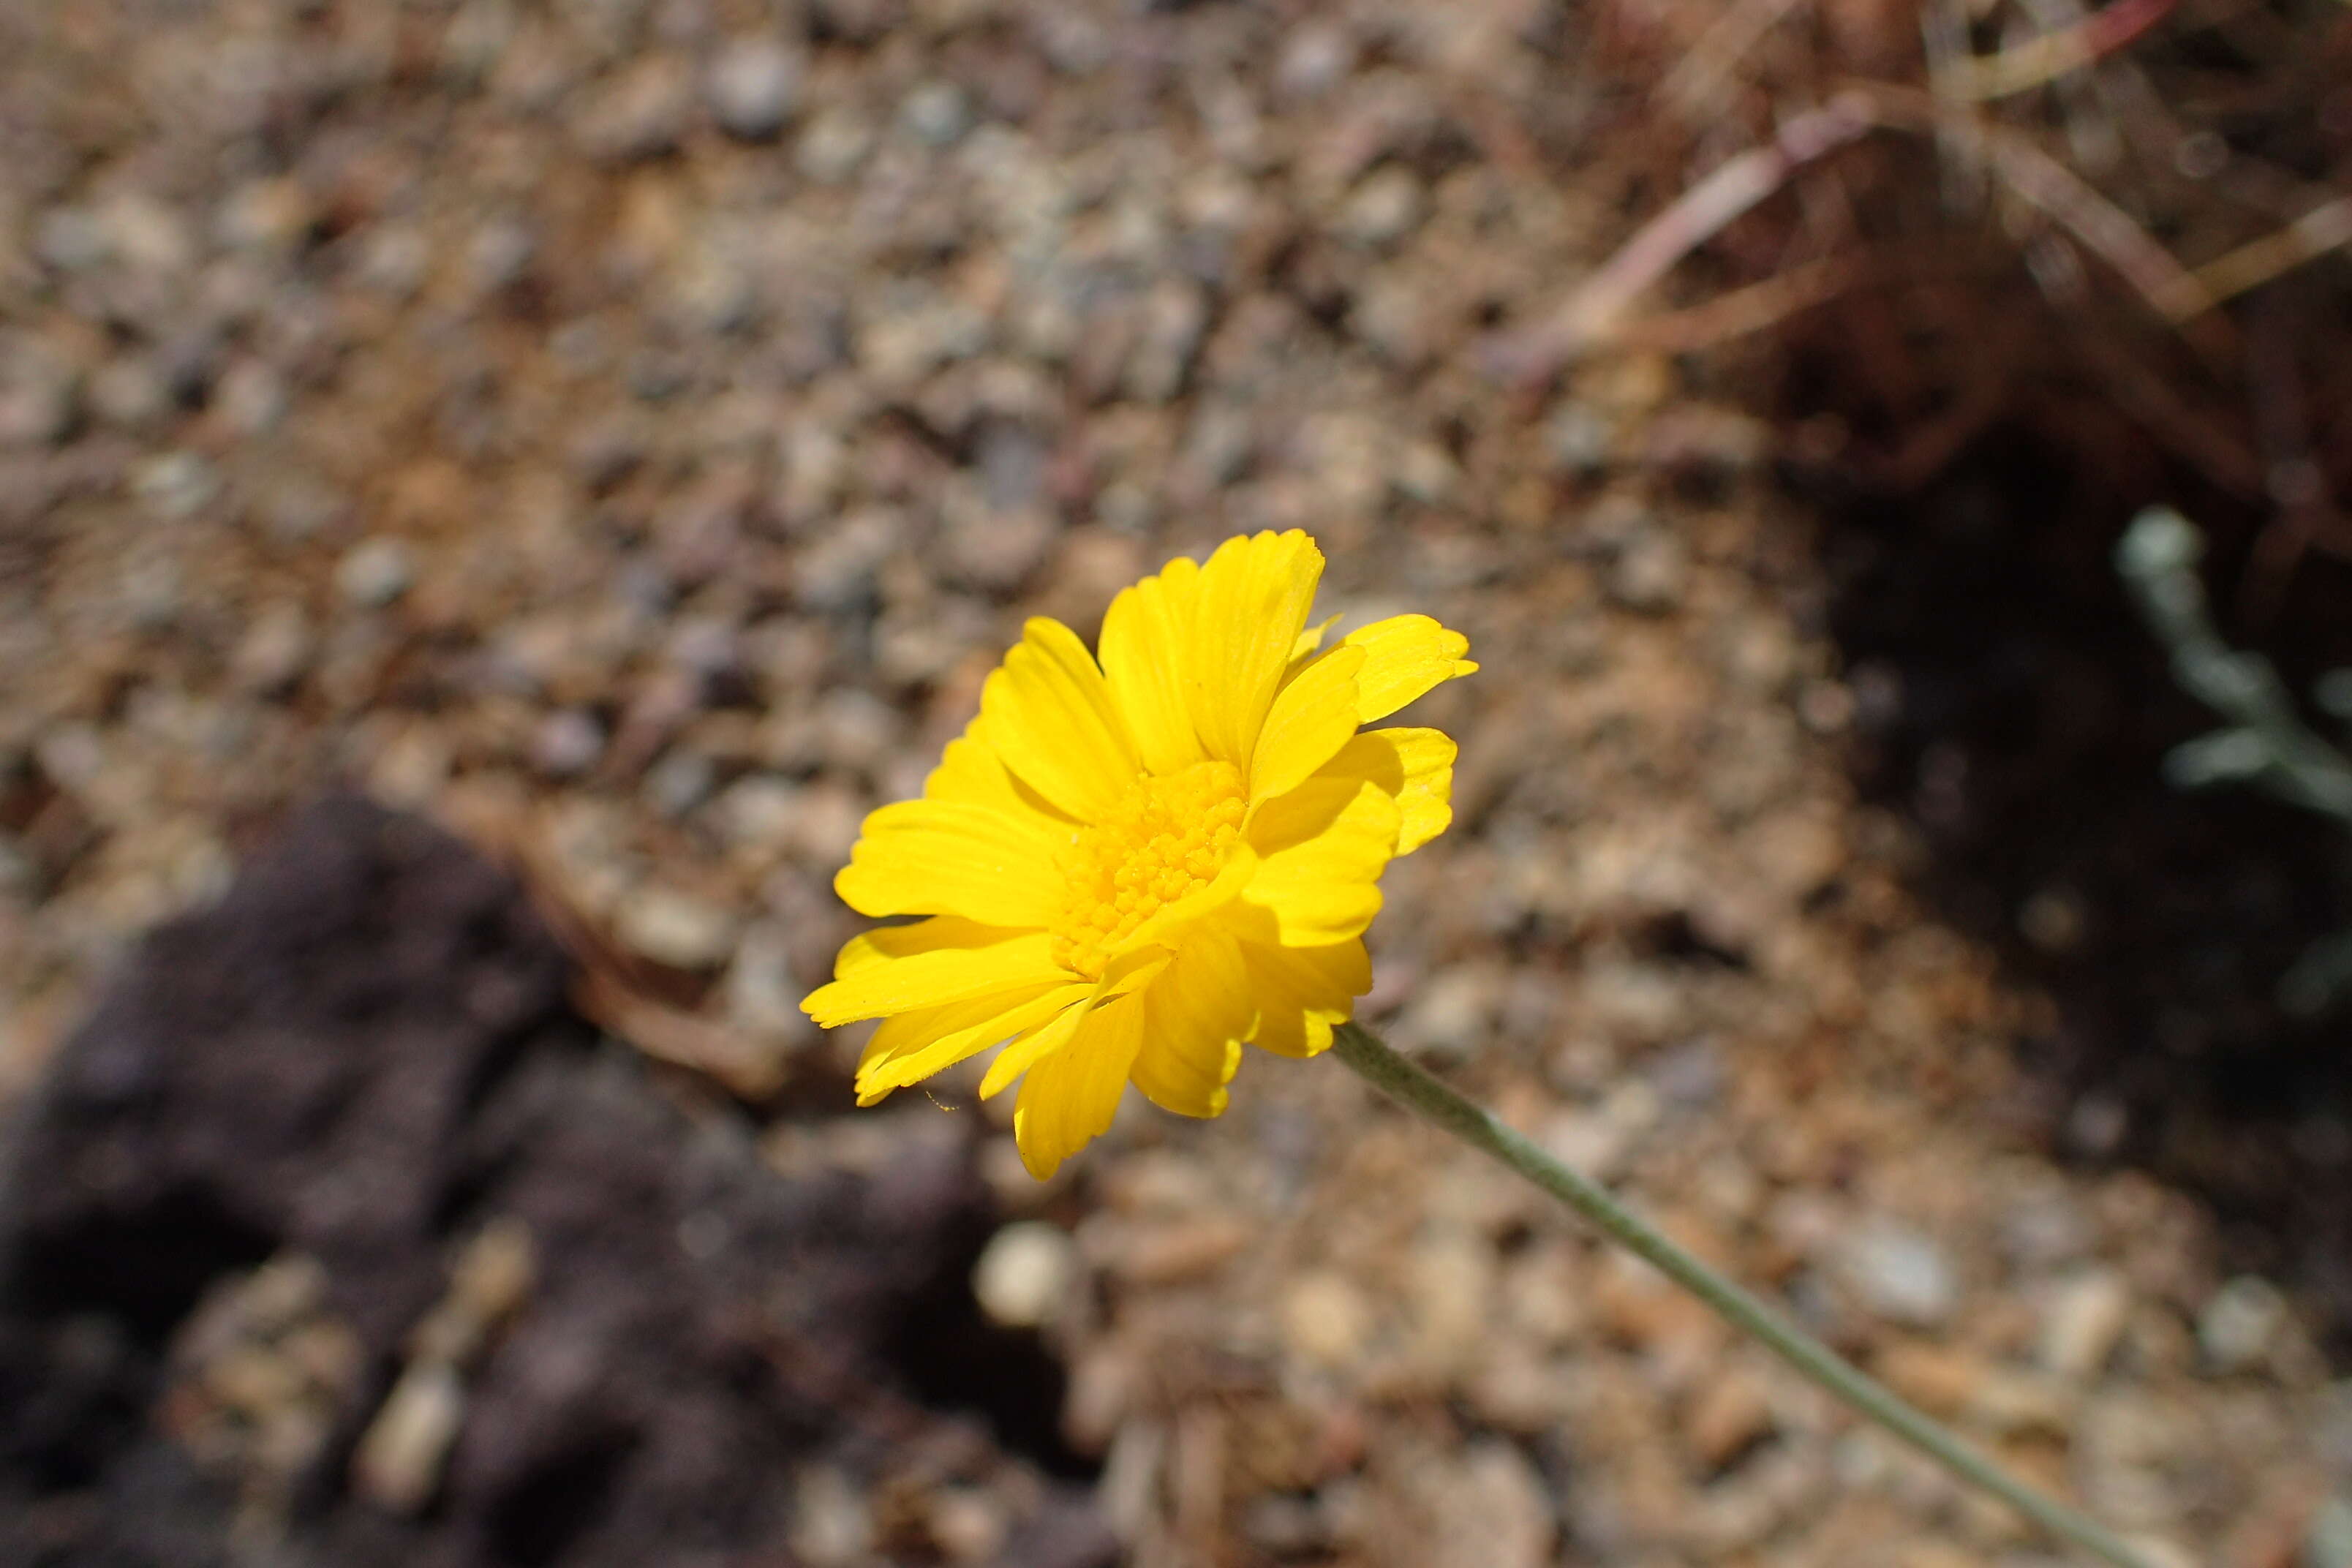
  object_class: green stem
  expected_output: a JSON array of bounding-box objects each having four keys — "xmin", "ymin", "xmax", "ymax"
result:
[{"xmin": 1330, "ymin": 1022, "xmax": 2160, "ymax": 1568}]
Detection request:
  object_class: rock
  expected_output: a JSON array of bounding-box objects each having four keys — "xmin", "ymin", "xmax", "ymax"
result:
[
  {"xmin": 465, "ymin": 215, "xmax": 536, "ymax": 293},
  {"xmin": 791, "ymin": 1463, "xmax": 875, "ymax": 1567},
  {"xmin": 1392, "ymin": 962, "xmax": 1503, "ymax": 1059},
  {"xmin": 0, "ymin": 752, "xmax": 1074, "ymax": 1564},
  {"xmin": 1427, "ymin": 1440, "xmax": 1554, "ymax": 1568},
  {"xmin": 255, "ymin": 472, "xmax": 349, "ymax": 543},
  {"xmin": 213, "ymin": 358, "xmax": 287, "ymax": 434},
  {"xmin": 1282, "ymin": 1270, "xmax": 1375, "ymax": 1368},
  {"xmin": 972, "ymin": 1221, "xmax": 1079, "ymax": 1330},
  {"xmin": 782, "ymin": 781, "xmax": 867, "ymax": 870},
  {"xmin": 1685, "ymin": 1371, "xmax": 1776, "ymax": 1471},
  {"xmin": 351, "ymin": 1362, "xmax": 464, "ymax": 1513},
  {"xmin": 230, "ymin": 603, "xmax": 314, "ymax": 695},
  {"xmin": 1606, "ymin": 527, "xmax": 1690, "ymax": 614},
  {"xmin": 1839, "ymin": 1222, "xmax": 1959, "ymax": 1328},
  {"xmin": 1276, "ymin": 23, "xmax": 1357, "ymax": 101},
  {"xmin": 2042, "ymin": 1270, "xmax": 2133, "ymax": 1380},
  {"xmin": 926, "ymin": 1485, "xmax": 1010, "ymax": 1561},
  {"xmin": 131, "ymin": 451, "xmax": 220, "ymax": 520},
  {"xmin": 2198, "ymin": 1275, "xmax": 2286, "ymax": 1373},
  {"xmin": 1124, "ymin": 280, "xmax": 1207, "ymax": 404},
  {"xmin": 643, "ymin": 746, "xmax": 717, "ymax": 818},
  {"xmin": 816, "ymin": 690, "xmax": 902, "ymax": 774},
  {"xmin": 900, "ymin": 81, "xmax": 971, "ymax": 147},
  {"xmin": 794, "ymin": 508, "xmax": 900, "ymax": 611},
  {"xmin": 576, "ymin": 54, "xmax": 697, "ymax": 161},
  {"xmin": 34, "ymin": 204, "xmax": 109, "ymax": 271},
  {"xmin": 1333, "ymin": 166, "xmax": 1425, "ymax": 249},
  {"xmin": 721, "ymin": 918, "xmax": 816, "ymax": 1045},
  {"xmin": 706, "ymin": 39, "xmax": 804, "ymax": 141},
  {"xmin": 215, "ymin": 177, "xmax": 314, "ymax": 254},
  {"xmin": 1539, "ymin": 1108, "xmax": 1634, "ymax": 1183},
  {"xmin": 710, "ymin": 775, "xmax": 803, "ymax": 849},
  {"xmin": 336, "ymin": 537, "xmax": 415, "ymax": 608},
  {"xmin": 943, "ymin": 491, "xmax": 1057, "ymax": 595},
  {"xmin": 1875, "ymin": 1341, "xmax": 1982, "ymax": 1417},
  {"xmin": 1544, "ymin": 401, "xmax": 1616, "ymax": 473},
  {"xmin": 796, "ymin": 107, "xmax": 875, "ymax": 183},
  {"xmin": 615, "ymin": 885, "xmax": 739, "ymax": 968},
  {"xmin": 88, "ymin": 355, "xmax": 170, "ymax": 430},
  {"xmin": 529, "ymin": 708, "xmax": 606, "ymax": 777},
  {"xmin": 0, "ymin": 353, "xmax": 75, "ymax": 448},
  {"xmin": 1243, "ymin": 1493, "xmax": 1331, "ymax": 1555}
]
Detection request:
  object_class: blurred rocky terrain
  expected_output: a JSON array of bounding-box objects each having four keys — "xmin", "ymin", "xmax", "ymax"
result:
[{"xmin": 0, "ymin": 1, "xmax": 2345, "ymax": 1565}]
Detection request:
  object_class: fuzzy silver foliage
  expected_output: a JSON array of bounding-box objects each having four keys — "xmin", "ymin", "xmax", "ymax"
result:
[{"xmin": 2116, "ymin": 508, "xmax": 2352, "ymax": 1015}]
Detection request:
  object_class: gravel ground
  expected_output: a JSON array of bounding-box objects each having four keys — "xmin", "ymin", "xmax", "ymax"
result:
[{"xmin": 1, "ymin": 1, "xmax": 2344, "ymax": 1565}]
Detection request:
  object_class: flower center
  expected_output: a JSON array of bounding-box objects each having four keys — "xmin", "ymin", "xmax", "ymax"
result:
[{"xmin": 1051, "ymin": 760, "xmax": 1247, "ymax": 980}]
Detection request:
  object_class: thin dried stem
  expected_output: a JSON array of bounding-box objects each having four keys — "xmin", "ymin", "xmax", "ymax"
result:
[
  {"xmin": 1480, "ymin": 93, "xmax": 1876, "ymax": 381},
  {"xmin": 1849, "ymin": 83, "xmax": 2225, "ymax": 339},
  {"xmin": 1945, "ymin": 0, "xmax": 2179, "ymax": 99},
  {"xmin": 2162, "ymin": 197, "xmax": 2352, "ymax": 321}
]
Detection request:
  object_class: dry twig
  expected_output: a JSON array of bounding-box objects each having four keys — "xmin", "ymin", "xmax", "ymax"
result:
[{"xmin": 1945, "ymin": 0, "xmax": 2179, "ymax": 99}]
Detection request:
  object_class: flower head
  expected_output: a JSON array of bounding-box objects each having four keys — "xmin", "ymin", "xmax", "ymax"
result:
[{"xmin": 801, "ymin": 530, "xmax": 1476, "ymax": 1178}]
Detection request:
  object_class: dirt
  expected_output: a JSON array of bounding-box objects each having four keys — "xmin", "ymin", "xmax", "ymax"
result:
[{"xmin": 1, "ymin": 1, "xmax": 2347, "ymax": 1564}]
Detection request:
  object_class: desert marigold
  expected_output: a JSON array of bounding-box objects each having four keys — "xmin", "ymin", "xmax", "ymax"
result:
[{"xmin": 800, "ymin": 530, "xmax": 1476, "ymax": 1178}]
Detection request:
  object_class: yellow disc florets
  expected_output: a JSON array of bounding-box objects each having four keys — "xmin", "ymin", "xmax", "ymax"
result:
[{"xmin": 1052, "ymin": 759, "xmax": 1247, "ymax": 979}]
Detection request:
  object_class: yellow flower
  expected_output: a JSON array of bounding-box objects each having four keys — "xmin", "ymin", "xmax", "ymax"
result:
[{"xmin": 800, "ymin": 530, "xmax": 1477, "ymax": 1178}]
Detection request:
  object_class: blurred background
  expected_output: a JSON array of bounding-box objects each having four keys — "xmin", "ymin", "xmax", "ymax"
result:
[{"xmin": 1, "ymin": 1, "xmax": 2349, "ymax": 1564}]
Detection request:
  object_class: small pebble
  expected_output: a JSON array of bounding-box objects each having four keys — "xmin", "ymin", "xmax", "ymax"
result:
[
  {"xmin": 336, "ymin": 538, "xmax": 415, "ymax": 608},
  {"xmin": 2042, "ymin": 1270, "xmax": 2133, "ymax": 1380},
  {"xmin": 231, "ymin": 603, "xmax": 314, "ymax": 695},
  {"xmin": 131, "ymin": 452, "xmax": 219, "ymax": 519},
  {"xmin": 644, "ymin": 747, "xmax": 717, "ymax": 818},
  {"xmin": 796, "ymin": 108, "xmax": 875, "ymax": 184},
  {"xmin": 531, "ymin": 709, "xmax": 606, "ymax": 777},
  {"xmin": 1333, "ymin": 167, "xmax": 1425, "ymax": 249},
  {"xmin": 1685, "ymin": 1371, "xmax": 1776, "ymax": 1470},
  {"xmin": 1607, "ymin": 528, "xmax": 1690, "ymax": 614},
  {"xmin": 972, "ymin": 1221, "xmax": 1079, "ymax": 1330},
  {"xmin": 706, "ymin": 39, "xmax": 804, "ymax": 140},
  {"xmin": 900, "ymin": 81, "xmax": 970, "ymax": 147},
  {"xmin": 1839, "ymin": 1222, "xmax": 1958, "ymax": 1328},
  {"xmin": 2198, "ymin": 1275, "xmax": 2285, "ymax": 1373},
  {"xmin": 1281, "ymin": 1270, "xmax": 1374, "ymax": 1368},
  {"xmin": 616, "ymin": 886, "xmax": 739, "ymax": 969},
  {"xmin": 89, "ymin": 358, "xmax": 170, "ymax": 430},
  {"xmin": 350, "ymin": 1362, "xmax": 464, "ymax": 1514},
  {"xmin": 577, "ymin": 54, "xmax": 697, "ymax": 161}
]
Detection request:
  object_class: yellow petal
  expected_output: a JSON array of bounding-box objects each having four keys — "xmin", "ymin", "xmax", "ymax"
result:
[
  {"xmin": 978, "ymin": 988, "xmax": 1090, "ymax": 1099},
  {"xmin": 980, "ymin": 617, "xmax": 1142, "ymax": 821},
  {"xmin": 1317, "ymin": 726, "xmax": 1458, "ymax": 855},
  {"xmin": 803, "ymin": 920, "xmax": 1065, "ymax": 1027},
  {"xmin": 1240, "ymin": 938, "xmax": 1370, "ymax": 1058},
  {"xmin": 979, "ymin": 946, "xmax": 1166, "ymax": 1098},
  {"xmin": 1250, "ymin": 644, "xmax": 1366, "ymax": 803},
  {"xmin": 1241, "ymin": 776, "xmax": 1400, "ymax": 944},
  {"xmin": 834, "ymin": 799, "xmax": 1071, "ymax": 925},
  {"xmin": 921, "ymin": 717, "xmax": 1071, "ymax": 821},
  {"xmin": 855, "ymin": 982, "xmax": 1087, "ymax": 1104},
  {"xmin": 1342, "ymin": 614, "xmax": 1477, "ymax": 723},
  {"xmin": 1099, "ymin": 558, "xmax": 1207, "ymax": 777},
  {"xmin": 1289, "ymin": 611, "xmax": 1343, "ymax": 666},
  {"xmin": 1188, "ymin": 531, "xmax": 1325, "ymax": 767},
  {"xmin": 1011, "ymin": 990, "xmax": 1147, "ymax": 1179},
  {"xmin": 1132, "ymin": 927, "xmax": 1250, "ymax": 1117}
]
